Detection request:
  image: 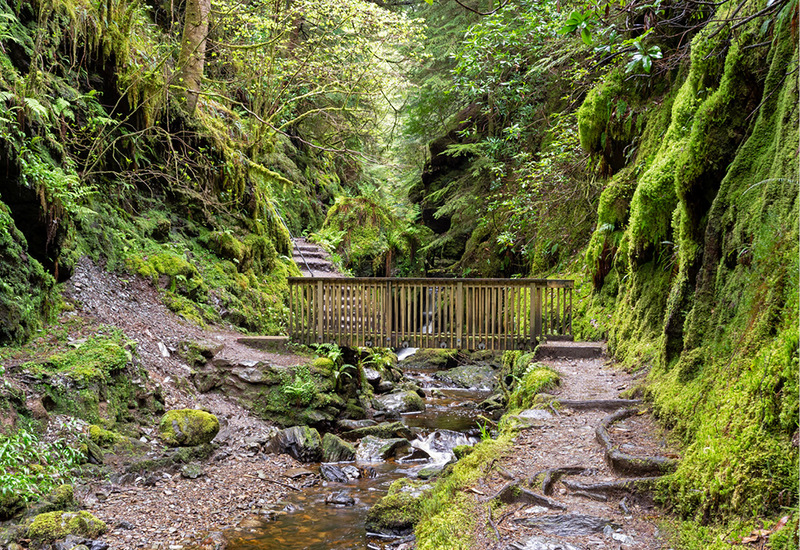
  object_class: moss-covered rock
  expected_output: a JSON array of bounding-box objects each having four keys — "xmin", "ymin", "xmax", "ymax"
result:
[
  {"xmin": 268, "ymin": 426, "xmax": 323, "ymax": 462},
  {"xmin": 401, "ymin": 349, "xmax": 458, "ymax": 370},
  {"xmin": 322, "ymin": 433, "xmax": 356, "ymax": 462},
  {"xmin": 365, "ymin": 478, "xmax": 428, "ymax": 536},
  {"xmin": 507, "ymin": 365, "xmax": 560, "ymax": 411},
  {"xmin": 88, "ymin": 425, "xmax": 120, "ymax": 448},
  {"xmin": 27, "ymin": 510, "xmax": 107, "ymax": 541},
  {"xmin": 158, "ymin": 409, "xmax": 220, "ymax": 447},
  {"xmin": 0, "ymin": 490, "xmax": 25, "ymax": 521}
]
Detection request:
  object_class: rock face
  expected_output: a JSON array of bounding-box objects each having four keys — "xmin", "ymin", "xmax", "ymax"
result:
[
  {"xmin": 342, "ymin": 421, "xmax": 413, "ymax": 441},
  {"xmin": 27, "ymin": 511, "xmax": 107, "ymax": 542},
  {"xmin": 356, "ymin": 436, "xmax": 410, "ymax": 463},
  {"xmin": 322, "ymin": 432, "xmax": 356, "ymax": 462},
  {"xmin": 158, "ymin": 409, "xmax": 220, "ymax": 447},
  {"xmin": 267, "ymin": 426, "xmax": 323, "ymax": 462},
  {"xmin": 434, "ymin": 364, "xmax": 498, "ymax": 391},
  {"xmin": 374, "ymin": 391, "xmax": 425, "ymax": 414}
]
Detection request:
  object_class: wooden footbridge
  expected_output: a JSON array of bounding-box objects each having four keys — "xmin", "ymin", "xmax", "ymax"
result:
[{"xmin": 287, "ymin": 277, "xmax": 573, "ymax": 351}]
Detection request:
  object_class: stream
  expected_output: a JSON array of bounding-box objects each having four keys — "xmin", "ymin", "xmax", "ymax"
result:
[{"xmin": 223, "ymin": 353, "xmax": 492, "ymax": 550}]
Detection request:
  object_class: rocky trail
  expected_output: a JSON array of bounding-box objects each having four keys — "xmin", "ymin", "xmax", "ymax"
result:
[{"xmin": 469, "ymin": 347, "xmax": 677, "ymax": 550}]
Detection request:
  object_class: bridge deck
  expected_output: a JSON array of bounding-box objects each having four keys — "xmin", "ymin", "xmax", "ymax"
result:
[{"xmin": 288, "ymin": 277, "xmax": 573, "ymax": 351}]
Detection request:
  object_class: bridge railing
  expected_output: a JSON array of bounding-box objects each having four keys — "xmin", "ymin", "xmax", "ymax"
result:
[{"xmin": 287, "ymin": 277, "xmax": 573, "ymax": 350}]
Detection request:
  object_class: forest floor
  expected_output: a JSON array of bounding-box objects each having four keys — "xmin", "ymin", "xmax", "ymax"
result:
[{"xmin": 3, "ymin": 258, "xmax": 678, "ymax": 549}]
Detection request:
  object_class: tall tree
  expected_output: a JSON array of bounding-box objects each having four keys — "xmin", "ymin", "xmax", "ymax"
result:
[{"xmin": 177, "ymin": 0, "xmax": 211, "ymax": 114}]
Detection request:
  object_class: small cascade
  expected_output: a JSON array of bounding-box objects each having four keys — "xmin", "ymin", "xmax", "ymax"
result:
[
  {"xmin": 412, "ymin": 430, "xmax": 477, "ymax": 464},
  {"xmin": 224, "ymin": 355, "xmax": 492, "ymax": 550}
]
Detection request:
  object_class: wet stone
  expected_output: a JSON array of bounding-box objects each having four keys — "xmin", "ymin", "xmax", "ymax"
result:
[
  {"xmin": 320, "ymin": 463, "xmax": 349, "ymax": 483},
  {"xmin": 508, "ymin": 536, "xmax": 584, "ymax": 550},
  {"xmin": 356, "ymin": 436, "xmax": 410, "ymax": 463},
  {"xmin": 337, "ymin": 419, "xmax": 377, "ymax": 431},
  {"xmin": 514, "ymin": 514, "xmax": 618, "ymax": 536},
  {"xmin": 325, "ymin": 491, "xmax": 355, "ymax": 506}
]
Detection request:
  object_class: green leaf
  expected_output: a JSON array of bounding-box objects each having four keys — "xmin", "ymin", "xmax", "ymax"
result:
[
  {"xmin": 642, "ymin": 55, "xmax": 652, "ymax": 73},
  {"xmin": 580, "ymin": 27, "xmax": 592, "ymax": 45},
  {"xmin": 23, "ymin": 97, "xmax": 48, "ymax": 119}
]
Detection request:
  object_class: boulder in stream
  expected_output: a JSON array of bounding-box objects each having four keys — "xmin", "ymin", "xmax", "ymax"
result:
[
  {"xmin": 267, "ymin": 426, "xmax": 323, "ymax": 462},
  {"xmin": 322, "ymin": 433, "xmax": 356, "ymax": 462},
  {"xmin": 342, "ymin": 421, "xmax": 413, "ymax": 441},
  {"xmin": 365, "ymin": 479, "xmax": 430, "ymax": 536},
  {"xmin": 320, "ymin": 463, "xmax": 349, "ymax": 483},
  {"xmin": 434, "ymin": 364, "xmax": 498, "ymax": 391},
  {"xmin": 325, "ymin": 491, "xmax": 355, "ymax": 506},
  {"xmin": 355, "ymin": 436, "xmax": 410, "ymax": 463},
  {"xmin": 374, "ymin": 391, "xmax": 425, "ymax": 414},
  {"xmin": 337, "ymin": 418, "xmax": 377, "ymax": 431}
]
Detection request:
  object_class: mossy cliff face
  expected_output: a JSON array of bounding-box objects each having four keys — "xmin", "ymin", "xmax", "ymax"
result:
[
  {"xmin": 582, "ymin": 0, "xmax": 799, "ymax": 522},
  {"xmin": 21, "ymin": 332, "xmax": 162, "ymax": 427},
  {"xmin": 0, "ymin": 200, "xmax": 54, "ymax": 344}
]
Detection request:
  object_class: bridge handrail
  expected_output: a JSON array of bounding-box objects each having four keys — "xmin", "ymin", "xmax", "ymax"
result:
[
  {"xmin": 288, "ymin": 277, "xmax": 573, "ymax": 287},
  {"xmin": 287, "ymin": 277, "xmax": 573, "ymax": 350}
]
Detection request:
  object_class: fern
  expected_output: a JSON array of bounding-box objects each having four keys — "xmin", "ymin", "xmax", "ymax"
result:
[{"xmin": 23, "ymin": 97, "xmax": 48, "ymax": 119}]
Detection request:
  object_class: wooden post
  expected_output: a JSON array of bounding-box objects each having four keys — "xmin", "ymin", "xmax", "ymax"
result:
[
  {"xmin": 456, "ymin": 282, "xmax": 464, "ymax": 348},
  {"xmin": 532, "ymin": 284, "xmax": 542, "ymax": 343},
  {"xmin": 316, "ymin": 280, "xmax": 323, "ymax": 343}
]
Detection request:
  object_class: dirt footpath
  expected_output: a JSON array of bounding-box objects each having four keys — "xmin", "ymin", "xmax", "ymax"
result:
[{"xmin": 471, "ymin": 353, "xmax": 677, "ymax": 550}]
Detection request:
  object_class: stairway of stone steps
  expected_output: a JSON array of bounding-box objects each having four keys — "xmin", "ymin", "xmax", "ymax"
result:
[{"xmin": 291, "ymin": 237, "xmax": 345, "ymax": 277}]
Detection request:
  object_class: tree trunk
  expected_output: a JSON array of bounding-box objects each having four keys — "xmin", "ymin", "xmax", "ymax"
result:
[{"xmin": 177, "ymin": 0, "xmax": 210, "ymax": 115}]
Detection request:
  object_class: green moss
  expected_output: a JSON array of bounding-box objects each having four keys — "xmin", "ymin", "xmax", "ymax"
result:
[
  {"xmin": 89, "ymin": 425, "xmax": 120, "ymax": 448},
  {"xmin": 43, "ymin": 335, "xmax": 130, "ymax": 383},
  {"xmin": 416, "ymin": 434, "xmax": 511, "ymax": 549},
  {"xmin": 158, "ymin": 409, "xmax": 220, "ymax": 447},
  {"xmin": 365, "ymin": 478, "xmax": 427, "ymax": 535},
  {"xmin": 27, "ymin": 510, "xmax": 107, "ymax": 541},
  {"xmin": 507, "ymin": 365, "xmax": 559, "ymax": 411},
  {"xmin": 204, "ymin": 231, "xmax": 247, "ymax": 263},
  {"xmin": 311, "ymin": 357, "xmax": 335, "ymax": 371},
  {"xmin": 577, "ymin": 73, "xmax": 622, "ymax": 153},
  {"xmin": 0, "ymin": 200, "xmax": 55, "ymax": 345}
]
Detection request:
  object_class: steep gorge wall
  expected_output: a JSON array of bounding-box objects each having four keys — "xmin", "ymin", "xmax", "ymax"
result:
[{"xmin": 583, "ymin": 0, "xmax": 798, "ymax": 521}]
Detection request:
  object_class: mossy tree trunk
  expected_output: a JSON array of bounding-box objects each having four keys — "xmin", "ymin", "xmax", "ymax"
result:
[{"xmin": 177, "ymin": 0, "xmax": 211, "ymax": 115}]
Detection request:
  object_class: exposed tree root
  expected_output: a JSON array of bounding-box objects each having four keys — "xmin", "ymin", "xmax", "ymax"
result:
[
  {"xmin": 596, "ymin": 409, "xmax": 678, "ymax": 476},
  {"xmin": 571, "ymin": 490, "xmax": 608, "ymax": 502},
  {"xmin": 486, "ymin": 480, "xmax": 568, "ymax": 510},
  {"xmin": 562, "ymin": 477, "xmax": 661, "ymax": 495},
  {"xmin": 528, "ymin": 466, "xmax": 591, "ymax": 495}
]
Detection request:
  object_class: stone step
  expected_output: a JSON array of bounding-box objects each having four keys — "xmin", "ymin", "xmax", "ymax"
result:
[
  {"xmin": 293, "ymin": 251, "xmax": 328, "ymax": 259},
  {"xmin": 295, "ymin": 260, "xmax": 336, "ymax": 271},
  {"xmin": 535, "ymin": 341, "xmax": 604, "ymax": 360}
]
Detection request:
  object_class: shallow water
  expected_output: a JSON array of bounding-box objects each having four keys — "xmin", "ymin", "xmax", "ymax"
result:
[{"xmin": 224, "ymin": 359, "xmax": 488, "ymax": 550}]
